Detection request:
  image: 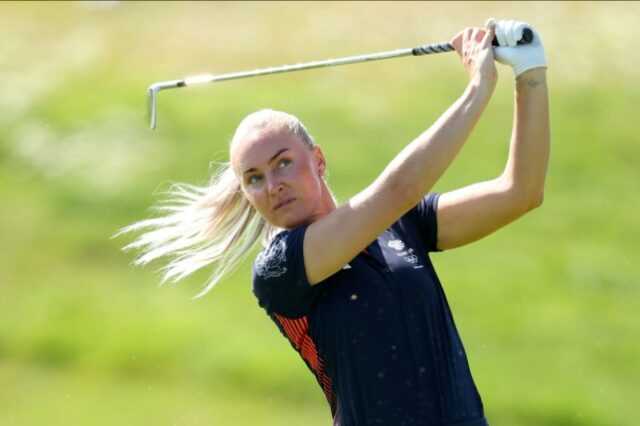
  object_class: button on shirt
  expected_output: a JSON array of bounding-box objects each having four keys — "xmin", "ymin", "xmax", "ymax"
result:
[{"xmin": 252, "ymin": 193, "xmax": 487, "ymax": 426}]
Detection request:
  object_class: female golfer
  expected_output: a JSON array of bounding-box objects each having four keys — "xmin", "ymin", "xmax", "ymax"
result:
[{"xmin": 123, "ymin": 19, "xmax": 548, "ymax": 426}]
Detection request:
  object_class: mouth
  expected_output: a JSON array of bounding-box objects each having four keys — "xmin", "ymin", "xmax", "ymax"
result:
[{"xmin": 273, "ymin": 198, "xmax": 295, "ymax": 211}]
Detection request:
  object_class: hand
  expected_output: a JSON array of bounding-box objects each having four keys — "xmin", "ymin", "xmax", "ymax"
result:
[
  {"xmin": 486, "ymin": 18, "xmax": 547, "ymax": 77},
  {"xmin": 451, "ymin": 27, "xmax": 498, "ymax": 86}
]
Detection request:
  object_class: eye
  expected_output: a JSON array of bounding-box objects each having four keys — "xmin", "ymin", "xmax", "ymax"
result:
[
  {"xmin": 247, "ymin": 174, "xmax": 263, "ymax": 186},
  {"xmin": 277, "ymin": 158, "xmax": 291, "ymax": 169}
]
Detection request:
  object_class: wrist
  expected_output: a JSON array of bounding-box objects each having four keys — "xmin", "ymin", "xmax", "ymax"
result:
[
  {"xmin": 515, "ymin": 68, "xmax": 547, "ymax": 89},
  {"xmin": 516, "ymin": 67, "xmax": 546, "ymax": 81}
]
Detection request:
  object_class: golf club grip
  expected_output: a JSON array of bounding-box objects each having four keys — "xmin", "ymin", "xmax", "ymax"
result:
[
  {"xmin": 412, "ymin": 27, "xmax": 533, "ymax": 56},
  {"xmin": 411, "ymin": 42, "xmax": 455, "ymax": 56}
]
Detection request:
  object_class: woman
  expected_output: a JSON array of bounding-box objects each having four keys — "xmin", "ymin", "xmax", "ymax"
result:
[{"xmin": 122, "ymin": 20, "xmax": 549, "ymax": 426}]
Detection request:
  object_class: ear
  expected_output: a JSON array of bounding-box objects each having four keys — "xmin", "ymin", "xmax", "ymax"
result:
[{"xmin": 312, "ymin": 146, "xmax": 327, "ymax": 177}]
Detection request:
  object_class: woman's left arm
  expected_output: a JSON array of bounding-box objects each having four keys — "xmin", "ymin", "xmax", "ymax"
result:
[{"xmin": 436, "ymin": 67, "xmax": 549, "ymax": 250}]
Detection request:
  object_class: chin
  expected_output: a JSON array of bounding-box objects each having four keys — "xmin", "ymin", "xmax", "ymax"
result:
[
  {"xmin": 277, "ymin": 211, "xmax": 313, "ymax": 230},
  {"xmin": 279, "ymin": 218, "xmax": 305, "ymax": 230}
]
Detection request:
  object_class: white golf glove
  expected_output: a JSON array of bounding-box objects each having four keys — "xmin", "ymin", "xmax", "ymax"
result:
[{"xmin": 485, "ymin": 18, "xmax": 547, "ymax": 77}]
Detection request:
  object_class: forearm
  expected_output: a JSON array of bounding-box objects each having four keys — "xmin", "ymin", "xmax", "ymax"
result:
[
  {"xmin": 375, "ymin": 77, "xmax": 494, "ymax": 209},
  {"xmin": 501, "ymin": 68, "xmax": 550, "ymax": 206}
]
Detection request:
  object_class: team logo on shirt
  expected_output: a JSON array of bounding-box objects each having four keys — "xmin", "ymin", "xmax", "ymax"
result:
[
  {"xmin": 388, "ymin": 240, "xmax": 405, "ymax": 251},
  {"xmin": 255, "ymin": 238, "xmax": 288, "ymax": 279},
  {"xmin": 388, "ymin": 239, "xmax": 423, "ymax": 269}
]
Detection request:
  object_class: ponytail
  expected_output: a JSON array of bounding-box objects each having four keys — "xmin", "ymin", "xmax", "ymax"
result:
[
  {"xmin": 117, "ymin": 163, "xmax": 277, "ymax": 297},
  {"xmin": 118, "ymin": 108, "xmax": 312, "ymax": 297}
]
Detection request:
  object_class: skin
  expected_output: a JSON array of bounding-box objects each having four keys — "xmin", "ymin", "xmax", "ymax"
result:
[
  {"xmin": 231, "ymin": 128, "xmax": 336, "ymax": 229},
  {"xmin": 232, "ymin": 26, "xmax": 549, "ymax": 285}
]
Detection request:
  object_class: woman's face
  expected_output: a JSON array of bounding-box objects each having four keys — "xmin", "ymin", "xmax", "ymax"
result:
[{"xmin": 231, "ymin": 127, "xmax": 327, "ymax": 229}]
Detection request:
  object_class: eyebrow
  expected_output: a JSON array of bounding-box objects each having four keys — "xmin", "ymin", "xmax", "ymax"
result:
[{"xmin": 242, "ymin": 148, "xmax": 290, "ymax": 175}]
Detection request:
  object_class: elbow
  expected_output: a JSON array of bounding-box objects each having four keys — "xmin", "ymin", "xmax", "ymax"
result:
[
  {"xmin": 518, "ymin": 188, "xmax": 544, "ymax": 214},
  {"xmin": 501, "ymin": 176, "xmax": 545, "ymax": 214},
  {"xmin": 529, "ymin": 190, "xmax": 544, "ymax": 210}
]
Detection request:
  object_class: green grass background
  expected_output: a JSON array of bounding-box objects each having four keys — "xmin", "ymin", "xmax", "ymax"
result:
[{"xmin": 1, "ymin": 2, "xmax": 638, "ymax": 425}]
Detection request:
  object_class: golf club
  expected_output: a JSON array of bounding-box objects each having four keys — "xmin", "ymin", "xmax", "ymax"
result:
[{"xmin": 147, "ymin": 28, "xmax": 533, "ymax": 129}]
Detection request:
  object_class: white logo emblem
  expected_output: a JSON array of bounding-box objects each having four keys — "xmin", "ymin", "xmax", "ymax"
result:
[
  {"xmin": 387, "ymin": 238, "xmax": 423, "ymax": 269},
  {"xmin": 404, "ymin": 255, "xmax": 418, "ymax": 264},
  {"xmin": 387, "ymin": 239, "xmax": 405, "ymax": 251},
  {"xmin": 255, "ymin": 238, "xmax": 288, "ymax": 279}
]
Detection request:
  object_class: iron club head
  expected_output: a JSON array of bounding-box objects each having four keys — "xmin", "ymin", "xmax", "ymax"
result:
[{"xmin": 146, "ymin": 79, "xmax": 186, "ymax": 129}]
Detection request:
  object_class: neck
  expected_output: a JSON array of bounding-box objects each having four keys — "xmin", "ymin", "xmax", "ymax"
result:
[
  {"xmin": 320, "ymin": 179, "xmax": 338, "ymax": 214},
  {"xmin": 304, "ymin": 179, "xmax": 337, "ymax": 226}
]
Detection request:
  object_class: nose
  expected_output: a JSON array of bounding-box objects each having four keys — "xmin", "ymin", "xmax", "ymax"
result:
[{"xmin": 266, "ymin": 174, "xmax": 284, "ymax": 198}]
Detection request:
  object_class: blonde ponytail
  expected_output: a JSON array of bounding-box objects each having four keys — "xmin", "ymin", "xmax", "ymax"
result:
[
  {"xmin": 118, "ymin": 163, "xmax": 275, "ymax": 298},
  {"xmin": 118, "ymin": 108, "xmax": 313, "ymax": 297}
]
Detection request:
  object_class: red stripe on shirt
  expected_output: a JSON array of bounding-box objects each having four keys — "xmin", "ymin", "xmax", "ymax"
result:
[{"xmin": 273, "ymin": 313, "xmax": 336, "ymax": 416}]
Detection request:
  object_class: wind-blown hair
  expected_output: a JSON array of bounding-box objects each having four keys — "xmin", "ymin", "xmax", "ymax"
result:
[{"xmin": 117, "ymin": 109, "xmax": 315, "ymax": 297}]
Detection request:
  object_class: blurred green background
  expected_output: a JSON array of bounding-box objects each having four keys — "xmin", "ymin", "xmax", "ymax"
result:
[{"xmin": 1, "ymin": 1, "xmax": 638, "ymax": 425}]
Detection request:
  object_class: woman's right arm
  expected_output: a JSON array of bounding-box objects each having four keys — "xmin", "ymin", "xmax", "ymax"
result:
[{"xmin": 303, "ymin": 27, "xmax": 497, "ymax": 285}]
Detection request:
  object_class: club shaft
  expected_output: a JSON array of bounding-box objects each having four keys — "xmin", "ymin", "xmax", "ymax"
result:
[
  {"xmin": 196, "ymin": 43, "xmax": 453, "ymax": 83},
  {"xmin": 147, "ymin": 41, "xmax": 454, "ymax": 128}
]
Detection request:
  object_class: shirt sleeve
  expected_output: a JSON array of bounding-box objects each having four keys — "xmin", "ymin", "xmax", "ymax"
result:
[
  {"xmin": 252, "ymin": 226, "xmax": 320, "ymax": 317},
  {"xmin": 406, "ymin": 192, "xmax": 441, "ymax": 252}
]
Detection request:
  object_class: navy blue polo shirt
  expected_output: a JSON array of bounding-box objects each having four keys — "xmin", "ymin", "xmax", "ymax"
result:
[{"xmin": 252, "ymin": 193, "xmax": 488, "ymax": 426}]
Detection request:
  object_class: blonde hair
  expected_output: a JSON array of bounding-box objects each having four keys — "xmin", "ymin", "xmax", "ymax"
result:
[{"xmin": 117, "ymin": 109, "xmax": 315, "ymax": 297}]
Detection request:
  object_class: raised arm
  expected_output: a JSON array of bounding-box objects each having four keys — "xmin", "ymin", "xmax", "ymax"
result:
[
  {"xmin": 304, "ymin": 27, "xmax": 497, "ymax": 284},
  {"xmin": 436, "ymin": 21, "xmax": 550, "ymax": 250}
]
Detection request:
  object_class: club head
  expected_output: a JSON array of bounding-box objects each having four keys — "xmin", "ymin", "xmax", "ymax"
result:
[
  {"xmin": 147, "ymin": 86, "xmax": 159, "ymax": 129},
  {"xmin": 146, "ymin": 80, "xmax": 186, "ymax": 129}
]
